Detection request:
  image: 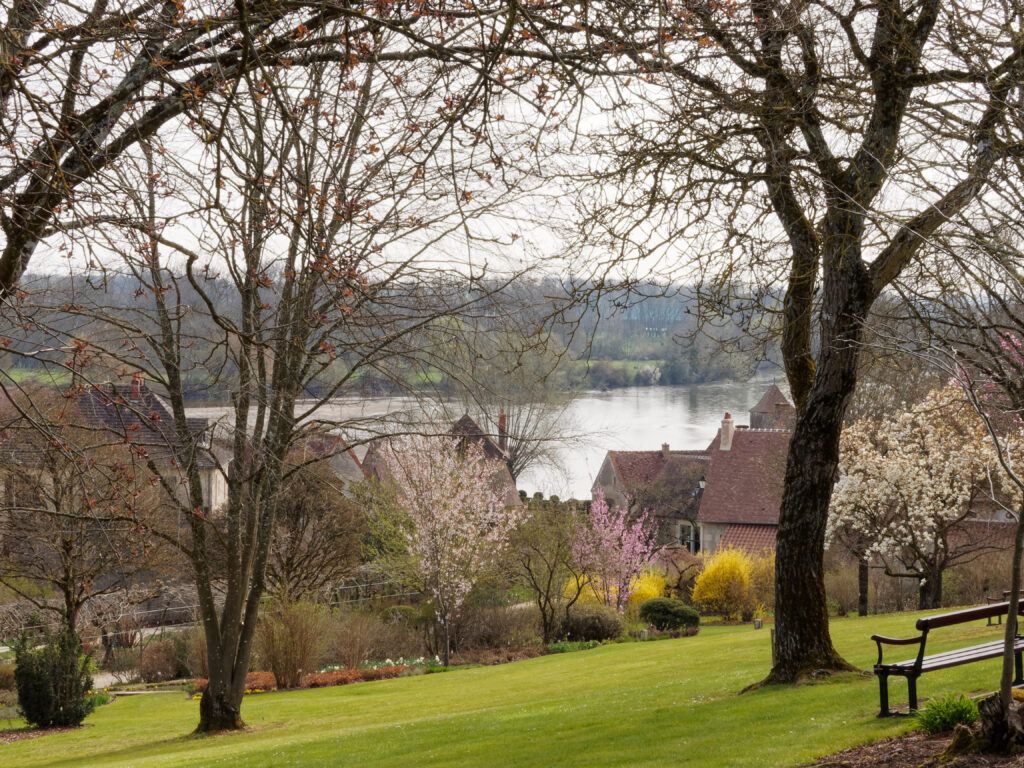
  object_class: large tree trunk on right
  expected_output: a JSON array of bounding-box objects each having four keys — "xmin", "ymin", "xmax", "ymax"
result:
[
  {"xmin": 978, "ymin": 501, "xmax": 1024, "ymax": 752},
  {"xmin": 767, "ymin": 236, "xmax": 871, "ymax": 684}
]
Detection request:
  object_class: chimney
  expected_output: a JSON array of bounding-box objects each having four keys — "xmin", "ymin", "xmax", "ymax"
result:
[
  {"xmin": 720, "ymin": 412, "xmax": 735, "ymax": 451},
  {"xmin": 661, "ymin": 442, "xmax": 670, "ymax": 458},
  {"xmin": 130, "ymin": 372, "xmax": 143, "ymax": 401},
  {"xmin": 498, "ymin": 408, "xmax": 507, "ymax": 452}
]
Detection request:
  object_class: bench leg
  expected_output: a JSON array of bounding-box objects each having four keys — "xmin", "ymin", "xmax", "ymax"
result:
[
  {"xmin": 1015, "ymin": 650, "xmax": 1023, "ymax": 686},
  {"xmin": 877, "ymin": 672, "xmax": 891, "ymax": 717},
  {"xmin": 908, "ymin": 676, "xmax": 919, "ymax": 712}
]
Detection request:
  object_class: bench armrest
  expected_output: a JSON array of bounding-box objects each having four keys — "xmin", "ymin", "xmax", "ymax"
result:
[{"xmin": 870, "ymin": 633, "xmax": 926, "ymax": 668}]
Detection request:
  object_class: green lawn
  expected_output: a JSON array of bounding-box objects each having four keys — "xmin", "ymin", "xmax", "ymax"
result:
[{"xmin": 3, "ymin": 610, "xmax": 1010, "ymax": 767}]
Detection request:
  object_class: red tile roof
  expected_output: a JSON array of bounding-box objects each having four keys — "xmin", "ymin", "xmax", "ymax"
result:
[
  {"xmin": 450, "ymin": 413, "xmax": 506, "ymax": 461},
  {"xmin": 749, "ymin": 384, "xmax": 795, "ymax": 429},
  {"xmin": 719, "ymin": 524, "xmax": 777, "ymax": 553},
  {"xmin": 608, "ymin": 449, "xmax": 709, "ymax": 496},
  {"xmin": 750, "ymin": 384, "xmax": 791, "ymax": 414},
  {"xmin": 697, "ymin": 428, "xmax": 791, "ymax": 525}
]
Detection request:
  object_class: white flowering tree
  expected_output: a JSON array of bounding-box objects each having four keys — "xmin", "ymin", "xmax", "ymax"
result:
[
  {"xmin": 382, "ymin": 435, "xmax": 526, "ymax": 666},
  {"xmin": 828, "ymin": 382, "xmax": 1010, "ymax": 609}
]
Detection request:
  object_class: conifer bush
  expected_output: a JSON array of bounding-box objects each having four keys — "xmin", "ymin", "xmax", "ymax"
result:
[
  {"xmin": 639, "ymin": 598, "xmax": 700, "ymax": 631},
  {"xmin": 14, "ymin": 629, "xmax": 95, "ymax": 728}
]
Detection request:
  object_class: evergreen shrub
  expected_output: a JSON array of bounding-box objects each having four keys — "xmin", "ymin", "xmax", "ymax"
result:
[
  {"xmin": 639, "ymin": 598, "xmax": 700, "ymax": 631},
  {"xmin": 562, "ymin": 603, "xmax": 624, "ymax": 642},
  {"xmin": 14, "ymin": 629, "xmax": 94, "ymax": 727}
]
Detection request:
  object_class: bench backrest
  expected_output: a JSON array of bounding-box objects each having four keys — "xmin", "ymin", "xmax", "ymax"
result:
[{"xmin": 916, "ymin": 599, "xmax": 1024, "ymax": 631}]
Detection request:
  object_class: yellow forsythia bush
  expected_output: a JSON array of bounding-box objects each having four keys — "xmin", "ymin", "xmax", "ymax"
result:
[
  {"xmin": 692, "ymin": 548, "xmax": 752, "ymax": 621},
  {"xmin": 692, "ymin": 548, "xmax": 775, "ymax": 621},
  {"xmin": 570, "ymin": 568, "xmax": 666, "ymax": 612},
  {"xmin": 627, "ymin": 569, "xmax": 667, "ymax": 613},
  {"xmin": 748, "ymin": 550, "xmax": 775, "ymax": 616}
]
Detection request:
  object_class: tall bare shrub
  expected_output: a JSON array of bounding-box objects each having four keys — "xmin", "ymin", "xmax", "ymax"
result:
[{"xmin": 255, "ymin": 601, "xmax": 330, "ymax": 689}]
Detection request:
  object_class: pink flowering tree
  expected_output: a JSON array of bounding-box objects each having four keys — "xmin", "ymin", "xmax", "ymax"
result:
[
  {"xmin": 382, "ymin": 435, "xmax": 525, "ymax": 666},
  {"xmin": 573, "ymin": 489, "xmax": 660, "ymax": 613}
]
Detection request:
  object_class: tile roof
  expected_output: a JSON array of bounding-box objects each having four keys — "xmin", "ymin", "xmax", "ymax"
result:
[
  {"xmin": 750, "ymin": 384, "xmax": 791, "ymax": 414},
  {"xmin": 300, "ymin": 433, "xmax": 367, "ymax": 485},
  {"xmin": 361, "ymin": 415, "xmax": 520, "ymax": 506},
  {"xmin": 697, "ymin": 428, "xmax": 791, "ymax": 525},
  {"xmin": 450, "ymin": 413, "xmax": 506, "ymax": 462},
  {"xmin": 719, "ymin": 523, "xmax": 777, "ymax": 553},
  {"xmin": 0, "ymin": 383, "xmax": 216, "ymax": 469},
  {"xmin": 749, "ymin": 385, "xmax": 796, "ymax": 430},
  {"xmin": 608, "ymin": 449, "xmax": 709, "ymax": 496}
]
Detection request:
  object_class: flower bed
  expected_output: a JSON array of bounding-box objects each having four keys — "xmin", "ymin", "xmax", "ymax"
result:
[
  {"xmin": 193, "ymin": 671, "xmax": 277, "ymax": 695},
  {"xmin": 303, "ymin": 665, "xmax": 410, "ymax": 688}
]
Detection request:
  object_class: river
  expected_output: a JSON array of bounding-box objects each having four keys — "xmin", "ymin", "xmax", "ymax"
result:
[
  {"xmin": 186, "ymin": 376, "xmax": 789, "ymax": 502},
  {"xmin": 516, "ymin": 377, "xmax": 789, "ymax": 499}
]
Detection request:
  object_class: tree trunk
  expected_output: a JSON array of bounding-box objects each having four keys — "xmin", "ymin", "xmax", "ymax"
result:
[
  {"xmin": 197, "ymin": 684, "xmax": 245, "ymax": 733},
  {"xmin": 858, "ymin": 558, "xmax": 869, "ymax": 617},
  {"xmin": 979, "ymin": 500, "xmax": 1024, "ymax": 752},
  {"xmin": 442, "ymin": 620, "xmax": 451, "ymax": 667},
  {"xmin": 918, "ymin": 571, "xmax": 943, "ymax": 610},
  {"xmin": 768, "ymin": 403, "xmax": 857, "ymax": 680},
  {"xmin": 768, "ymin": 247, "xmax": 869, "ymax": 683}
]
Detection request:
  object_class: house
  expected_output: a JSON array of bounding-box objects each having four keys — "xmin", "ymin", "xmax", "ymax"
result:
[
  {"xmin": 590, "ymin": 384, "xmax": 795, "ymax": 554},
  {"xmin": 0, "ymin": 377, "xmax": 228, "ymax": 515},
  {"xmin": 695, "ymin": 412, "xmax": 791, "ymax": 555},
  {"xmin": 362, "ymin": 412, "xmax": 521, "ymax": 507},
  {"xmin": 748, "ymin": 383, "xmax": 796, "ymax": 430},
  {"xmin": 296, "ymin": 433, "xmax": 368, "ymax": 488},
  {"xmin": 590, "ymin": 445, "xmax": 710, "ymax": 548},
  {"xmin": 76, "ymin": 377, "xmax": 228, "ymax": 515}
]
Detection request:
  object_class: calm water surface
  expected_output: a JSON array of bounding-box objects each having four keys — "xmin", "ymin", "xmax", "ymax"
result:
[
  {"xmin": 518, "ymin": 377, "xmax": 789, "ymax": 499},
  {"xmin": 187, "ymin": 377, "xmax": 789, "ymax": 501}
]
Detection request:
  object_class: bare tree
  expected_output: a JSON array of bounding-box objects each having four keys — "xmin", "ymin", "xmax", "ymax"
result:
[
  {"xmin": 266, "ymin": 452, "xmax": 365, "ymax": 602},
  {"xmin": 532, "ymin": 0, "xmax": 1024, "ymax": 682},
  {"xmin": 4, "ymin": 25, "xmax": 541, "ymax": 731},
  {"xmin": 0, "ymin": 0, "xmax": 561, "ymax": 300},
  {"xmin": 880, "ymin": 188, "xmax": 1024, "ymax": 746},
  {"xmin": 0, "ymin": 386, "xmax": 169, "ymax": 637}
]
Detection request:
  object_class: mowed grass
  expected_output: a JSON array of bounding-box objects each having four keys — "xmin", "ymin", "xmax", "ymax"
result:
[{"xmin": 3, "ymin": 609, "xmax": 1013, "ymax": 768}]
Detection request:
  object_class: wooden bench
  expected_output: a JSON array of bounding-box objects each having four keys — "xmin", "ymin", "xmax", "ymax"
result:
[{"xmin": 872, "ymin": 600, "xmax": 1024, "ymax": 717}]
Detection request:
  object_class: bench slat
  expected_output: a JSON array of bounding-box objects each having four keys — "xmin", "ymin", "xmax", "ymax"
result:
[
  {"xmin": 917, "ymin": 599, "xmax": 1024, "ymax": 630},
  {"xmin": 882, "ymin": 639, "xmax": 1024, "ymax": 673}
]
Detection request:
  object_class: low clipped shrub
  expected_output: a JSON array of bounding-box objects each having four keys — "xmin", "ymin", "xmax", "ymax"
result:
[
  {"xmin": 639, "ymin": 598, "xmax": 700, "ymax": 631},
  {"xmin": 626, "ymin": 569, "xmax": 667, "ymax": 614},
  {"xmin": 14, "ymin": 628, "xmax": 94, "ymax": 728},
  {"xmin": 562, "ymin": 603, "xmax": 625, "ymax": 642},
  {"xmin": 917, "ymin": 694, "xmax": 978, "ymax": 734},
  {"xmin": 303, "ymin": 665, "xmax": 409, "ymax": 688},
  {"xmin": 193, "ymin": 670, "xmax": 277, "ymax": 695},
  {"xmin": 139, "ymin": 640, "xmax": 180, "ymax": 683}
]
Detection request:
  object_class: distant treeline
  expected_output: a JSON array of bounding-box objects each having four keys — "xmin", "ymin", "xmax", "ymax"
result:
[{"xmin": 7, "ymin": 274, "xmax": 780, "ymax": 399}]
